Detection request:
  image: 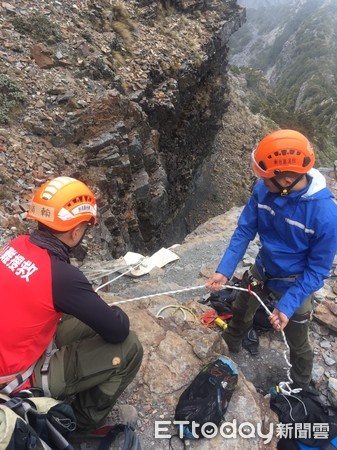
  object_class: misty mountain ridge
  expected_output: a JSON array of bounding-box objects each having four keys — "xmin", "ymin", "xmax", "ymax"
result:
[
  {"xmin": 230, "ymin": 0, "xmax": 337, "ymax": 164},
  {"xmin": 238, "ymin": 0, "xmax": 330, "ymax": 10}
]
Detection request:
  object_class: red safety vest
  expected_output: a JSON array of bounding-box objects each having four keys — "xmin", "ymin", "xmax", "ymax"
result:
[{"xmin": 0, "ymin": 236, "xmax": 62, "ymax": 378}]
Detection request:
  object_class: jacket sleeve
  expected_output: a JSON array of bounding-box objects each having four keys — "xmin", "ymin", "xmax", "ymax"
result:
[
  {"xmin": 51, "ymin": 258, "xmax": 129, "ymax": 343},
  {"xmin": 275, "ymin": 203, "xmax": 337, "ymax": 318},
  {"xmin": 216, "ymin": 191, "xmax": 259, "ymax": 279}
]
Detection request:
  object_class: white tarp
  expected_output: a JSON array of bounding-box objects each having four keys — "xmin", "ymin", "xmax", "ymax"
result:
[{"xmin": 123, "ymin": 247, "xmax": 180, "ymax": 276}]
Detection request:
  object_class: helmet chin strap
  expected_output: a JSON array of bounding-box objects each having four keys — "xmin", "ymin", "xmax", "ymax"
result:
[
  {"xmin": 70, "ymin": 222, "xmax": 91, "ymax": 250},
  {"xmin": 271, "ymin": 174, "xmax": 304, "ymax": 196}
]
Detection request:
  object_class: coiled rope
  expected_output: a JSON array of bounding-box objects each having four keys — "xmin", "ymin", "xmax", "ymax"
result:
[{"xmin": 108, "ymin": 283, "xmax": 299, "ymax": 395}]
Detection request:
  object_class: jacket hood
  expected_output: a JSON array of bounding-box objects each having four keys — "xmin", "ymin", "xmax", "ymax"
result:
[{"xmin": 302, "ymin": 168, "xmax": 333, "ymax": 200}]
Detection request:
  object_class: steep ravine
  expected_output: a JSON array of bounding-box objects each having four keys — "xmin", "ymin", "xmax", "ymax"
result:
[{"xmin": 0, "ymin": 0, "xmax": 247, "ymax": 259}]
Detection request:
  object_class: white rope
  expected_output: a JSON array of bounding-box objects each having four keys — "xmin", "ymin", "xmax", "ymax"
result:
[
  {"xmin": 227, "ymin": 286, "xmax": 300, "ymax": 395},
  {"xmin": 84, "ymin": 268, "xmax": 124, "ymax": 274},
  {"xmin": 85, "ymin": 268, "xmax": 125, "ymax": 277},
  {"xmin": 95, "ymin": 259, "xmax": 145, "ymax": 293},
  {"xmin": 223, "ymin": 286, "xmax": 298, "ymax": 393},
  {"xmin": 87, "ymin": 268, "xmax": 125, "ymax": 283},
  {"xmin": 108, "ymin": 283, "xmax": 299, "ymax": 395},
  {"xmin": 107, "ymin": 285, "xmax": 206, "ymax": 305}
]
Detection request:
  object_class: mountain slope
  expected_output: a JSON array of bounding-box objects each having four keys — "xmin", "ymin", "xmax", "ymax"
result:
[{"xmin": 230, "ymin": 0, "xmax": 337, "ymax": 164}]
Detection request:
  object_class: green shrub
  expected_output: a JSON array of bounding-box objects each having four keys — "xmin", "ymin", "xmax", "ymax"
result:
[
  {"xmin": 0, "ymin": 74, "xmax": 26, "ymax": 124},
  {"xmin": 230, "ymin": 64, "xmax": 241, "ymax": 75},
  {"xmin": 12, "ymin": 14, "xmax": 61, "ymax": 43}
]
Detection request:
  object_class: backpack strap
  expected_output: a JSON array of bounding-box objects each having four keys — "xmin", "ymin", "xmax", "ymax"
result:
[
  {"xmin": 40, "ymin": 339, "xmax": 58, "ymax": 397},
  {"xmin": 45, "ymin": 419, "xmax": 75, "ymax": 450}
]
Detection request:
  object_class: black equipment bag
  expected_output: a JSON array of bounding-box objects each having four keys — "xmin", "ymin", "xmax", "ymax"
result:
[
  {"xmin": 174, "ymin": 357, "xmax": 238, "ymax": 439},
  {"xmin": 270, "ymin": 388, "xmax": 337, "ymax": 450}
]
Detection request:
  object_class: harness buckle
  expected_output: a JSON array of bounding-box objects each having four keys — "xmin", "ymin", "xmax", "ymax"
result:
[
  {"xmin": 40, "ymin": 366, "xmax": 50, "ymax": 375},
  {"xmin": 247, "ymin": 273, "xmax": 264, "ymax": 293}
]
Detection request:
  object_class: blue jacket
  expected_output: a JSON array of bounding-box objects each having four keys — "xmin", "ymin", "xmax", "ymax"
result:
[{"xmin": 216, "ymin": 169, "xmax": 337, "ymax": 318}]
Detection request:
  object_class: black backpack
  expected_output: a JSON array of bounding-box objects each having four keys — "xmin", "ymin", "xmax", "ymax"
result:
[
  {"xmin": 0, "ymin": 393, "xmax": 76, "ymax": 449},
  {"xmin": 270, "ymin": 388, "xmax": 337, "ymax": 450},
  {"xmin": 174, "ymin": 357, "xmax": 238, "ymax": 439}
]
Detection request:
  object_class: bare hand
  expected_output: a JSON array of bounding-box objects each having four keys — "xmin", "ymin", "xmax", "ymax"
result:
[
  {"xmin": 206, "ymin": 273, "xmax": 228, "ymax": 291},
  {"xmin": 269, "ymin": 308, "xmax": 289, "ymax": 332}
]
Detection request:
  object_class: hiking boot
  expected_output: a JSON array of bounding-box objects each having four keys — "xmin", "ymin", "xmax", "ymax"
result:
[
  {"xmin": 88, "ymin": 404, "xmax": 138, "ymax": 438},
  {"xmin": 242, "ymin": 327, "xmax": 259, "ymax": 355},
  {"xmin": 222, "ymin": 331, "xmax": 241, "ymax": 353}
]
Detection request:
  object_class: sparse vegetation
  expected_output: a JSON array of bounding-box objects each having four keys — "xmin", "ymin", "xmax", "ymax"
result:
[
  {"xmin": 230, "ymin": 64, "xmax": 240, "ymax": 75},
  {"xmin": 108, "ymin": 3, "xmax": 136, "ymax": 48},
  {"xmin": 0, "ymin": 174, "xmax": 15, "ymax": 201},
  {"xmin": 111, "ymin": 21, "xmax": 133, "ymax": 44},
  {"xmin": 112, "ymin": 51, "xmax": 126, "ymax": 67},
  {"xmin": 0, "ymin": 75, "xmax": 26, "ymax": 124},
  {"xmin": 211, "ymin": 191, "xmax": 222, "ymax": 203},
  {"xmin": 195, "ymin": 86, "xmax": 211, "ymax": 111},
  {"xmin": 159, "ymin": 59, "xmax": 181, "ymax": 77},
  {"xmin": 12, "ymin": 14, "xmax": 62, "ymax": 43}
]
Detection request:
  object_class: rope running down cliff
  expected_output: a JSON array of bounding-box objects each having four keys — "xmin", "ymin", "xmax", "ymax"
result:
[{"xmin": 105, "ymin": 282, "xmax": 300, "ymax": 396}]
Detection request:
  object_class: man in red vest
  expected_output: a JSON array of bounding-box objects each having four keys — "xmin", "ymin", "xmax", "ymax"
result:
[{"xmin": 0, "ymin": 176, "xmax": 143, "ymax": 435}]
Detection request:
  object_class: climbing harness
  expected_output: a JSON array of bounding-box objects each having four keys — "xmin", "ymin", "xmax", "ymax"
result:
[
  {"xmin": 0, "ymin": 339, "xmax": 57, "ymax": 397},
  {"xmin": 0, "ymin": 363, "xmax": 36, "ymax": 395},
  {"xmin": 229, "ymin": 284, "xmax": 299, "ymax": 394},
  {"xmin": 0, "ymin": 271, "xmax": 296, "ymax": 396}
]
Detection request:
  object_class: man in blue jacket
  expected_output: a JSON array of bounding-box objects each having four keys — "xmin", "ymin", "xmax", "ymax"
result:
[{"xmin": 207, "ymin": 129, "xmax": 337, "ymax": 388}]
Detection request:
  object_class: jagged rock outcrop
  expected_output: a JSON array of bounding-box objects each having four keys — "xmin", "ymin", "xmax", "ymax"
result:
[{"xmin": 53, "ymin": 2, "xmax": 246, "ymax": 257}]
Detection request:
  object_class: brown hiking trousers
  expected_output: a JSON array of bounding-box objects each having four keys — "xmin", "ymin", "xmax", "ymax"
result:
[
  {"xmin": 223, "ymin": 264, "xmax": 313, "ymax": 388},
  {"xmin": 33, "ymin": 315, "xmax": 143, "ymax": 431}
]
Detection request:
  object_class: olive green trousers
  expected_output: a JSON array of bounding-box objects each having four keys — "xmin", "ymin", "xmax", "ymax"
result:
[
  {"xmin": 223, "ymin": 265, "xmax": 313, "ymax": 388},
  {"xmin": 33, "ymin": 315, "xmax": 143, "ymax": 431}
]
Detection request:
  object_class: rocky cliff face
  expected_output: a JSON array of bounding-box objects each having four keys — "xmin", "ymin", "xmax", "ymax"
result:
[{"xmin": 0, "ymin": 0, "xmax": 246, "ymax": 258}]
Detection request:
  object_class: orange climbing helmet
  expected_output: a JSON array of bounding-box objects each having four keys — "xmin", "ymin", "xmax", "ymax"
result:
[
  {"xmin": 251, "ymin": 129, "xmax": 315, "ymax": 178},
  {"xmin": 27, "ymin": 176, "xmax": 97, "ymax": 231}
]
